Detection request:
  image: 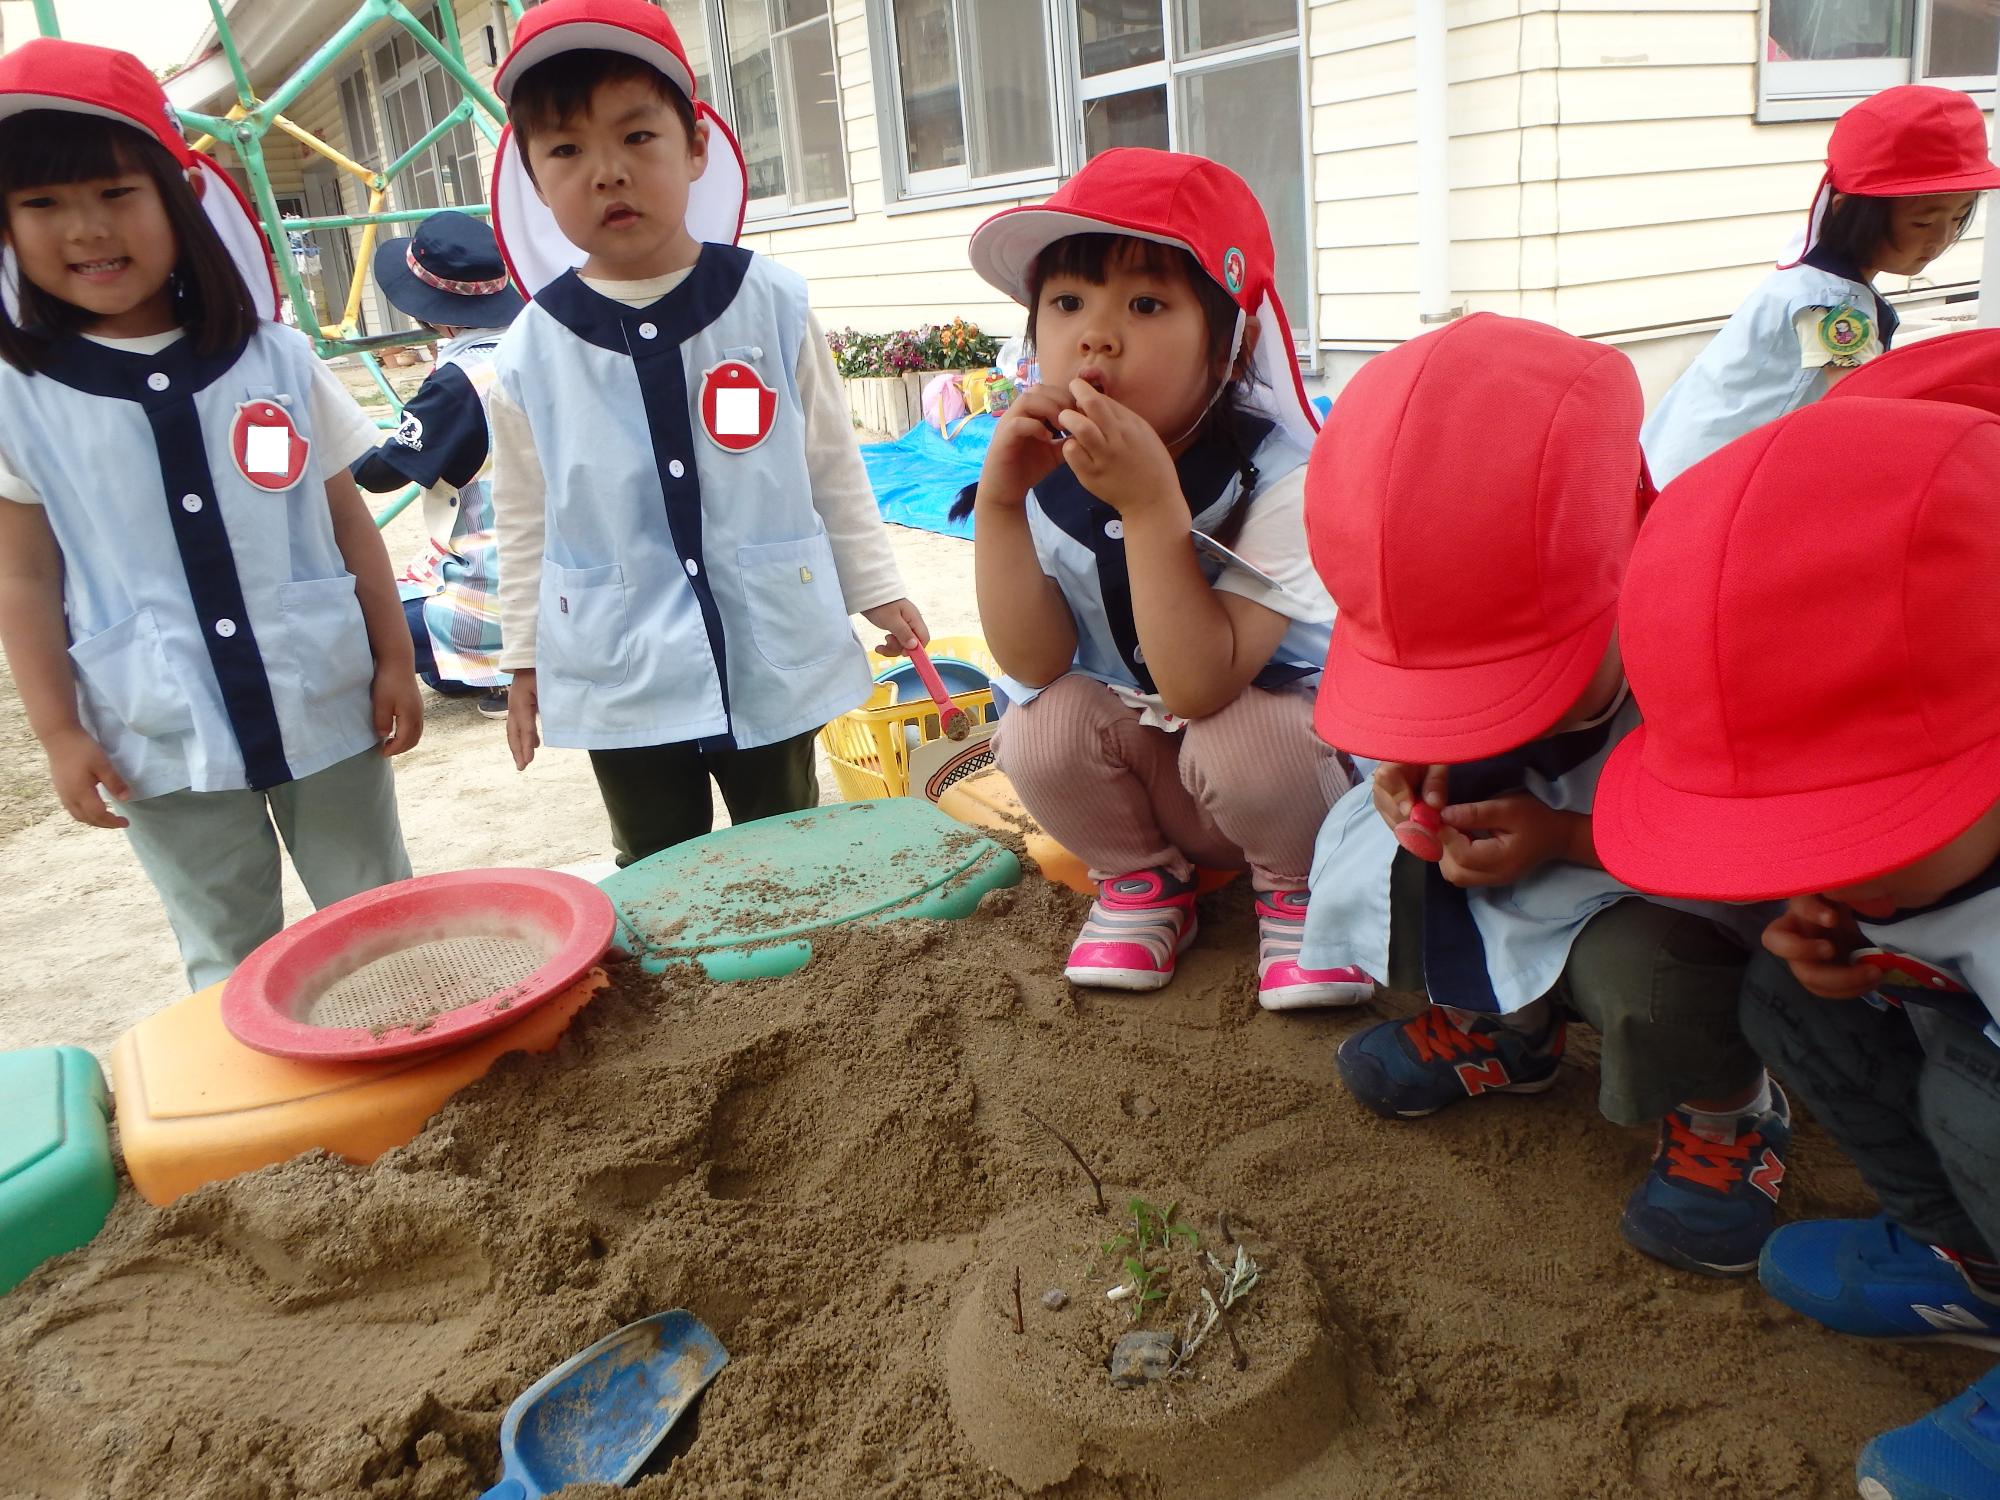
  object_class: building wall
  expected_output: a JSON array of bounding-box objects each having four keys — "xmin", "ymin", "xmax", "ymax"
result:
[{"xmin": 1306, "ymin": 0, "xmax": 1985, "ymax": 351}]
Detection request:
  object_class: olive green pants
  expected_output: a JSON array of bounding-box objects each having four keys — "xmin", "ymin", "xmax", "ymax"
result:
[{"xmin": 587, "ymin": 728, "xmax": 819, "ymax": 867}]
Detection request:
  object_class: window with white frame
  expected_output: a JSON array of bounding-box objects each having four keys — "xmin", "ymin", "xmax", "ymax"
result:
[
  {"xmin": 1763, "ymin": 0, "xmax": 1997, "ymax": 109},
  {"xmin": 879, "ymin": 0, "xmax": 1062, "ymax": 191},
  {"xmin": 370, "ymin": 7, "xmax": 484, "ymax": 212},
  {"xmin": 663, "ymin": 0, "xmax": 851, "ymax": 220}
]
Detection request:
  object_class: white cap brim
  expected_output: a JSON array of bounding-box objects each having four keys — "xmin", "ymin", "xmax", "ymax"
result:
[
  {"xmin": 494, "ymin": 20, "xmax": 695, "ymax": 103},
  {"xmin": 491, "ymin": 102, "xmax": 747, "ymax": 296},
  {"xmin": 968, "ymin": 206, "xmax": 1319, "ymax": 451}
]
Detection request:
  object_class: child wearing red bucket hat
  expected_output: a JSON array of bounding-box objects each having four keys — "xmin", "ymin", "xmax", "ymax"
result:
[
  {"xmin": 483, "ymin": 0, "xmax": 926, "ymax": 864},
  {"xmin": 1644, "ymin": 85, "xmax": 2000, "ymax": 487},
  {"xmin": 961, "ymin": 148, "xmax": 1362, "ymax": 1006},
  {"xmin": 1595, "ymin": 396, "xmax": 2000, "ymax": 1500},
  {"xmin": 0, "ymin": 39, "xmax": 418, "ymax": 992},
  {"xmin": 1302, "ymin": 312, "xmax": 1787, "ymax": 1277}
]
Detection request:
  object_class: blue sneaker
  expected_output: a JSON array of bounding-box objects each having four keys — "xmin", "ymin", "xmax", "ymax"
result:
[
  {"xmin": 1334, "ymin": 1005, "xmax": 1565, "ymax": 1119},
  {"xmin": 1619, "ymin": 1085, "xmax": 1791, "ymax": 1277},
  {"xmin": 1856, "ymin": 1365, "xmax": 2000, "ymax": 1500},
  {"xmin": 1759, "ymin": 1216, "xmax": 2000, "ymax": 1352}
]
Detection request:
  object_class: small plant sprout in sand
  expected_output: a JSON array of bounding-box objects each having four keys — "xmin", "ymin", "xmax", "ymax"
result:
[
  {"xmin": 1171, "ymin": 1243, "xmax": 1261, "ymax": 1375},
  {"xmin": 1101, "ymin": 1198, "xmax": 1200, "ymax": 1318}
]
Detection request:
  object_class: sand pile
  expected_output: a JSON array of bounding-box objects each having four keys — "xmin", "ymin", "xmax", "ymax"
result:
[{"xmin": 0, "ymin": 877, "xmax": 1985, "ymax": 1499}]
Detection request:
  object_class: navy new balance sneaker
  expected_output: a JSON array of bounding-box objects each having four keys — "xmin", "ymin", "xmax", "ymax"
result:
[
  {"xmin": 1759, "ymin": 1216, "xmax": 2000, "ymax": 1352},
  {"xmin": 1334, "ymin": 1005, "xmax": 1565, "ymax": 1119},
  {"xmin": 1857, "ymin": 1364, "xmax": 2000, "ymax": 1500},
  {"xmin": 1619, "ymin": 1084, "xmax": 1791, "ymax": 1277}
]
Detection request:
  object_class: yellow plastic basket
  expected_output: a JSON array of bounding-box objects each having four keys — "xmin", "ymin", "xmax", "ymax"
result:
[{"xmin": 820, "ymin": 634, "xmax": 1000, "ymax": 800}]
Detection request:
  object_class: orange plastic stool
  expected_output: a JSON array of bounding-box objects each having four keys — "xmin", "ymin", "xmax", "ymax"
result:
[
  {"xmin": 936, "ymin": 769, "xmax": 1237, "ymax": 896},
  {"xmin": 110, "ymin": 970, "xmax": 605, "ymax": 1206}
]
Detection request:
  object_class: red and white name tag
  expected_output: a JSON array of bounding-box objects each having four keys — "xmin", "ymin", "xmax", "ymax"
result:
[
  {"xmin": 231, "ymin": 399, "xmax": 311, "ymax": 492},
  {"xmin": 699, "ymin": 360, "xmax": 777, "ymax": 453}
]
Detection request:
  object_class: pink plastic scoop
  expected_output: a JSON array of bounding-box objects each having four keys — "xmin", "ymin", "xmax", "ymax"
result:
[{"xmin": 905, "ymin": 641, "xmax": 972, "ymax": 740}]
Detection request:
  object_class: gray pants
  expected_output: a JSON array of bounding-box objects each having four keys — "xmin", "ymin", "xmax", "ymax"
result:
[
  {"xmin": 1741, "ymin": 951, "xmax": 2000, "ymax": 1258},
  {"xmin": 1386, "ymin": 849, "xmax": 1762, "ymax": 1125},
  {"xmin": 121, "ymin": 748, "xmax": 411, "ymax": 992}
]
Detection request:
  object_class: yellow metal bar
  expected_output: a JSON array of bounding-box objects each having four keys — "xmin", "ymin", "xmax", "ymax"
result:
[
  {"xmin": 341, "ymin": 187, "xmax": 390, "ymax": 332},
  {"xmin": 271, "ymin": 114, "xmax": 379, "ymax": 185}
]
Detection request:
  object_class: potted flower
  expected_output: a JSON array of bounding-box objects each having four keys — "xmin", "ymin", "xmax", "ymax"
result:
[{"xmin": 829, "ymin": 320, "xmax": 1003, "ymax": 438}]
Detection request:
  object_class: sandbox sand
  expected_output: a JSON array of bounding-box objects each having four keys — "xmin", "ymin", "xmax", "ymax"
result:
[{"xmin": 1, "ymin": 872, "xmax": 1986, "ymax": 1499}]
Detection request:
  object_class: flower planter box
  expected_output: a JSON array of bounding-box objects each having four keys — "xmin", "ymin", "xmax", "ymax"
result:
[{"xmin": 842, "ymin": 368, "xmax": 953, "ymax": 439}]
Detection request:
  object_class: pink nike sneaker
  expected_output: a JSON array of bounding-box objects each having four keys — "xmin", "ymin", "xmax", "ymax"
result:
[
  {"xmin": 1064, "ymin": 868, "xmax": 1198, "ymax": 991},
  {"xmin": 1255, "ymin": 889, "xmax": 1374, "ymax": 1010}
]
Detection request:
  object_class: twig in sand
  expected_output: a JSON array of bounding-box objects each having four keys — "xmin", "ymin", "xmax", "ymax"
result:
[
  {"xmin": 1012, "ymin": 1267, "xmax": 1025, "ymax": 1334},
  {"xmin": 1022, "ymin": 1107, "xmax": 1106, "ymax": 1214}
]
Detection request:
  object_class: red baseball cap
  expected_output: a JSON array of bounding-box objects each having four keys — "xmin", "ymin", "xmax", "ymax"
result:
[
  {"xmin": 1787, "ymin": 85, "xmax": 2000, "ymax": 265},
  {"xmin": 1306, "ymin": 312, "xmax": 1646, "ymax": 762},
  {"xmin": 489, "ymin": 0, "xmax": 746, "ymax": 294},
  {"xmin": 0, "ymin": 38, "xmax": 277, "ymax": 320},
  {"xmin": 967, "ymin": 149, "xmax": 1318, "ymax": 453},
  {"xmin": 1825, "ymin": 327, "xmax": 2000, "ymax": 418},
  {"xmin": 1596, "ymin": 397, "xmax": 2000, "ymax": 901}
]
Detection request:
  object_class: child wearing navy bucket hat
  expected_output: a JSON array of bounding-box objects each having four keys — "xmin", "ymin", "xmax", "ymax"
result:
[
  {"xmin": 1643, "ymin": 84, "xmax": 2000, "ymax": 486},
  {"xmin": 1596, "ymin": 374, "xmax": 2000, "ymax": 1500},
  {"xmin": 961, "ymin": 148, "xmax": 1365, "ymax": 1008},
  {"xmin": 0, "ymin": 39, "xmax": 416, "ymax": 991},
  {"xmin": 485, "ymin": 0, "xmax": 927, "ymax": 866},
  {"xmin": 351, "ymin": 211, "xmax": 524, "ymax": 719}
]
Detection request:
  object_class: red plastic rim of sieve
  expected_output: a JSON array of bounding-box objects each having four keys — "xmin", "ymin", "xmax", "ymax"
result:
[{"xmin": 220, "ymin": 869, "xmax": 617, "ymax": 1061}]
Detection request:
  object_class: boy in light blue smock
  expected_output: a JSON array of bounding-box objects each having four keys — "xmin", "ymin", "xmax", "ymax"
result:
[
  {"xmin": 0, "ymin": 42, "xmax": 416, "ymax": 991},
  {"xmin": 1300, "ymin": 313, "xmax": 1786, "ymax": 1279},
  {"xmin": 1597, "ymin": 343, "xmax": 2000, "ymax": 1500},
  {"xmin": 1643, "ymin": 84, "xmax": 2000, "ymax": 487},
  {"xmin": 485, "ymin": 0, "xmax": 926, "ymax": 865}
]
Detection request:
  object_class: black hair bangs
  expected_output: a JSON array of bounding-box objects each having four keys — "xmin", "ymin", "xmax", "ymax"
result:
[
  {"xmin": 508, "ymin": 49, "xmax": 697, "ymax": 159},
  {"xmin": 0, "ymin": 110, "xmax": 150, "ymax": 200}
]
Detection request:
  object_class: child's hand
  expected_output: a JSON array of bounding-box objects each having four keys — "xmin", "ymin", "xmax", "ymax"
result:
[
  {"xmin": 1371, "ymin": 762, "xmax": 1448, "ymax": 830},
  {"xmin": 979, "ymin": 385, "xmax": 1078, "ymax": 504},
  {"xmin": 507, "ymin": 669, "xmax": 540, "ymax": 771},
  {"xmin": 860, "ymin": 598, "xmax": 930, "ymax": 657},
  {"xmin": 1762, "ymin": 894, "xmax": 1880, "ymax": 999},
  {"xmin": 1057, "ymin": 380, "xmax": 1181, "ymax": 521},
  {"xmin": 1438, "ymin": 795, "xmax": 1581, "ymax": 887},
  {"xmin": 43, "ymin": 727, "xmax": 130, "ymax": 829},
  {"xmin": 373, "ymin": 666, "xmax": 423, "ymax": 757}
]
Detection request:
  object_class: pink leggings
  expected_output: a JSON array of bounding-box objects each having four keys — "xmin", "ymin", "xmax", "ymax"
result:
[{"xmin": 992, "ymin": 674, "xmax": 1352, "ymax": 889}]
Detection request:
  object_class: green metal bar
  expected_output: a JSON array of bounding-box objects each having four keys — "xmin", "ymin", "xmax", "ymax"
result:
[
  {"xmin": 257, "ymin": 1, "xmax": 393, "ymax": 122},
  {"xmin": 431, "ymin": 0, "xmax": 467, "ymax": 63},
  {"xmin": 206, "ymin": 0, "xmax": 256, "ymax": 112},
  {"xmin": 382, "ymin": 0, "xmax": 508, "ymax": 124},
  {"xmin": 32, "ymin": 0, "xmax": 60, "ymax": 38},
  {"xmin": 384, "ymin": 96, "xmax": 476, "ymax": 183},
  {"xmin": 372, "ymin": 483, "xmax": 423, "ymax": 529},
  {"xmin": 360, "ymin": 348, "xmax": 413, "ymax": 399},
  {"xmin": 229, "ymin": 119, "xmax": 330, "ymax": 346},
  {"xmin": 281, "ymin": 205, "xmax": 490, "ymax": 233},
  {"xmin": 175, "ymin": 109, "xmax": 235, "ymax": 140}
]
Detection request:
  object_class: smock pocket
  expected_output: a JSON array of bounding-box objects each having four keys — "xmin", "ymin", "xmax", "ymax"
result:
[
  {"xmin": 538, "ymin": 560, "xmax": 631, "ymax": 687},
  {"xmin": 68, "ymin": 609, "xmax": 194, "ymax": 739},
  {"xmin": 278, "ymin": 574, "xmax": 375, "ymax": 701},
  {"xmin": 738, "ymin": 527, "xmax": 849, "ymax": 671}
]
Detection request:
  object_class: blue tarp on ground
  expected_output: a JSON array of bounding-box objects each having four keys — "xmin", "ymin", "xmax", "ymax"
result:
[{"xmin": 859, "ymin": 415, "xmax": 993, "ymax": 539}]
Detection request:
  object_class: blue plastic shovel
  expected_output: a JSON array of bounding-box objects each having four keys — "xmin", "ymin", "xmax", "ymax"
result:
[{"xmin": 477, "ymin": 1310, "xmax": 729, "ymax": 1500}]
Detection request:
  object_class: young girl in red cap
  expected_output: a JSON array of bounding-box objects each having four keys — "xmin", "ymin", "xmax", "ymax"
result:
[
  {"xmin": 0, "ymin": 40, "xmax": 417, "ymax": 991},
  {"xmin": 1644, "ymin": 84, "xmax": 2000, "ymax": 486},
  {"xmin": 1597, "ymin": 368, "xmax": 2000, "ymax": 1500},
  {"xmin": 1302, "ymin": 312, "xmax": 1787, "ymax": 1279},
  {"xmin": 961, "ymin": 148, "xmax": 1364, "ymax": 1007}
]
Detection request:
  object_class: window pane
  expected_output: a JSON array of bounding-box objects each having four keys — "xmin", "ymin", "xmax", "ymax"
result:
[
  {"xmin": 1766, "ymin": 0, "xmax": 1910, "ymax": 60},
  {"xmin": 372, "ymin": 40, "xmax": 399, "ymax": 86},
  {"xmin": 781, "ymin": 20, "xmax": 849, "ymax": 202},
  {"xmin": 778, "ymin": 0, "xmax": 828, "ymax": 26},
  {"xmin": 960, "ymin": 0, "xmax": 1056, "ymax": 175},
  {"xmin": 1175, "ymin": 0, "xmax": 1295, "ymax": 56},
  {"xmin": 1075, "ymin": 0, "xmax": 1164, "ymax": 76},
  {"xmin": 659, "ymin": 0, "xmax": 714, "ymax": 100},
  {"xmin": 895, "ymin": 0, "xmax": 965, "ymax": 173},
  {"xmin": 722, "ymin": 0, "xmax": 787, "ymax": 200},
  {"xmin": 1924, "ymin": 0, "xmax": 1998, "ymax": 75},
  {"xmin": 1083, "ymin": 85, "xmax": 1167, "ymax": 156},
  {"xmin": 423, "ymin": 66, "xmax": 451, "ymax": 132},
  {"xmin": 1177, "ymin": 53, "xmax": 1308, "ymax": 334}
]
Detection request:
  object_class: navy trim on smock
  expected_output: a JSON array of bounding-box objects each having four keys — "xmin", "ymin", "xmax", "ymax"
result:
[
  {"xmin": 533, "ymin": 245, "xmax": 754, "ymax": 750},
  {"xmin": 39, "ymin": 333, "xmax": 295, "ymax": 790}
]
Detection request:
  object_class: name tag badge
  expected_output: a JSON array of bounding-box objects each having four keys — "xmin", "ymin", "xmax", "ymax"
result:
[
  {"xmin": 699, "ymin": 360, "xmax": 777, "ymax": 453},
  {"xmin": 231, "ymin": 399, "xmax": 311, "ymax": 492}
]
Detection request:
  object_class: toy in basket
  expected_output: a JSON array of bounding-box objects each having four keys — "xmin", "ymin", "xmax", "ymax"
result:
[{"xmin": 819, "ymin": 633, "xmax": 1002, "ymax": 800}]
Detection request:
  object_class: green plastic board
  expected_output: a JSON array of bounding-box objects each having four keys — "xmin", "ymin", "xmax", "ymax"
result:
[
  {"xmin": 599, "ymin": 798, "xmax": 1020, "ymax": 981},
  {"xmin": 0, "ymin": 1046, "xmax": 116, "ymax": 1294}
]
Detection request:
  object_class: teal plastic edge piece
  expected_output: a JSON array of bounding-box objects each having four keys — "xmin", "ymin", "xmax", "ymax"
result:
[{"xmin": 0, "ymin": 1047, "xmax": 117, "ymax": 1296}]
